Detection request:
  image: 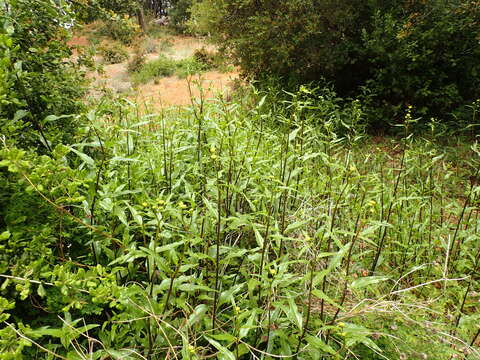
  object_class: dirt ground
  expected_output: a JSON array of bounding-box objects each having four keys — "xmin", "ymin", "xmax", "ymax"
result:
[{"xmin": 69, "ymin": 31, "xmax": 239, "ymax": 109}]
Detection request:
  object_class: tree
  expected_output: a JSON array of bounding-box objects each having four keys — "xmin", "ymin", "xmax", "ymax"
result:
[
  {"xmin": 191, "ymin": 0, "xmax": 480, "ymax": 124},
  {"xmin": 0, "ymin": 0, "xmax": 87, "ymax": 151}
]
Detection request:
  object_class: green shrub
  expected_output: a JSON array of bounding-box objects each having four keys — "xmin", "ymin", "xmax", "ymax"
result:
[
  {"xmin": 191, "ymin": 0, "xmax": 480, "ymax": 125},
  {"xmin": 193, "ymin": 47, "xmax": 215, "ymax": 67},
  {"xmin": 127, "ymin": 48, "xmax": 146, "ymax": 73},
  {"xmin": 130, "ymin": 55, "xmax": 207, "ymax": 83},
  {"xmin": 130, "ymin": 55, "xmax": 177, "ymax": 83},
  {"xmin": 98, "ymin": 14, "xmax": 140, "ymax": 45},
  {"xmin": 168, "ymin": 0, "xmax": 195, "ymax": 32},
  {"xmin": 99, "ymin": 43, "xmax": 129, "ymax": 64},
  {"xmin": 0, "ymin": 0, "xmax": 87, "ymax": 152},
  {"xmin": 1, "ymin": 90, "xmax": 479, "ymax": 359}
]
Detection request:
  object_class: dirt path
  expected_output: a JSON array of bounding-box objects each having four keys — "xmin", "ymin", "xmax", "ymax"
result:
[{"xmin": 70, "ymin": 32, "xmax": 238, "ymax": 109}]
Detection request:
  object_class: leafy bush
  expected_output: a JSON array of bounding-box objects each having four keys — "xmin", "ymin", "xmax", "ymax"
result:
[
  {"xmin": 127, "ymin": 48, "xmax": 147, "ymax": 73},
  {"xmin": 1, "ymin": 89, "xmax": 479, "ymax": 359},
  {"xmin": 191, "ymin": 0, "xmax": 480, "ymax": 125},
  {"xmin": 99, "ymin": 43, "xmax": 129, "ymax": 64},
  {"xmin": 130, "ymin": 55, "xmax": 208, "ymax": 83},
  {"xmin": 168, "ymin": 0, "xmax": 194, "ymax": 32},
  {"xmin": 98, "ymin": 13, "xmax": 140, "ymax": 45},
  {"xmin": 0, "ymin": 0, "xmax": 87, "ymax": 151},
  {"xmin": 193, "ymin": 47, "xmax": 215, "ymax": 68}
]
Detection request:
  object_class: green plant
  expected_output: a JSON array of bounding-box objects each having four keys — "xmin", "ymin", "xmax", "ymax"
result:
[
  {"xmin": 190, "ymin": 0, "xmax": 480, "ymax": 126},
  {"xmin": 130, "ymin": 55, "xmax": 208, "ymax": 83},
  {"xmin": 99, "ymin": 42, "xmax": 129, "ymax": 64},
  {"xmin": 127, "ymin": 49, "xmax": 146, "ymax": 73},
  {"xmin": 98, "ymin": 13, "xmax": 140, "ymax": 45},
  {"xmin": 0, "ymin": 0, "xmax": 87, "ymax": 152},
  {"xmin": 168, "ymin": 0, "xmax": 195, "ymax": 33},
  {"xmin": 1, "ymin": 85, "xmax": 480, "ymax": 359}
]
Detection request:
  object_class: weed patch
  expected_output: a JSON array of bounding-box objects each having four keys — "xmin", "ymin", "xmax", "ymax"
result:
[{"xmin": 130, "ymin": 55, "xmax": 211, "ymax": 83}]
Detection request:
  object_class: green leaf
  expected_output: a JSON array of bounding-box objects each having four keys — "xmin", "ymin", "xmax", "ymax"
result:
[
  {"xmin": 37, "ymin": 284, "xmax": 46, "ymax": 298},
  {"xmin": 187, "ymin": 304, "xmax": 208, "ymax": 327},
  {"xmin": 68, "ymin": 147, "xmax": 95, "ymax": 167},
  {"xmin": 285, "ymin": 220, "xmax": 309, "ymax": 234},
  {"xmin": 239, "ymin": 312, "xmax": 256, "ymax": 339},
  {"xmin": 204, "ymin": 336, "xmax": 235, "ymax": 360},
  {"xmin": 311, "ymin": 289, "xmax": 344, "ymax": 310},
  {"xmin": 177, "ymin": 283, "xmax": 213, "ymax": 292},
  {"xmin": 155, "ymin": 240, "xmax": 184, "ymax": 253},
  {"xmin": 286, "ymin": 297, "xmax": 303, "ymax": 331},
  {"xmin": 305, "ymin": 335, "xmax": 336, "ymax": 354},
  {"xmin": 210, "ymin": 333, "xmax": 236, "ymax": 342},
  {"xmin": 13, "ymin": 110, "xmax": 28, "ymax": 122},
  {"xmin": 351, "ymin": 276, "xmax": 389, "ymax": 289},
  {"xmin": 0, "ymin": 231, "xmax": 11, "ymax": 241}
]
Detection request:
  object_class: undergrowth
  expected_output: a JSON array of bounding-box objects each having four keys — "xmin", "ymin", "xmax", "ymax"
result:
[
  {"xmin": 130, "ymin": 55, "xmax": 213, "ymax": 84},
  {"xmin": 0, "ymin": 86, "xmax": 479, "ymax": 359}
]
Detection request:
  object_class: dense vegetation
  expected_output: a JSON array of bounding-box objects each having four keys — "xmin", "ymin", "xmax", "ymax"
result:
[
  {"xmin": 190, "ymin": 0, "xmax": 480, "ymax": 125},
  {"xmin": 1, "ymin": 0, "xmax": 479, "ymax": 359}
]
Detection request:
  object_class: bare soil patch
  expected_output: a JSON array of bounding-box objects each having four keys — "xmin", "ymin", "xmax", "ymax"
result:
[{"xmin": 70, "ymin": 31, "xmax": 238, "ymax": 108}]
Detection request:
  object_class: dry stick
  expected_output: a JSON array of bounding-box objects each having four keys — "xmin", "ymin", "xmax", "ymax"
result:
[
  {"xmin": 320, "ymin": 176, "xmax": 350, "ymax": 322},
  {"xmin": 5, "ymin": 322, "xmax": 68, "ymax": 360},
  {"xmin": 447, "ymin": 167, "xmax": 480, "ymax": 270},
  {"xmin": 451, "ymin": 244, "xmax": 480, "ymax": 350},
  {"xmin": 292, "ymin": 112, "xmax": 306, "ymax": 210},
  {"xmin": 296, "ymin": 224, "xmax": 334, "ymax": 357},
  {"xmin": 257, "ymin": 200, "xmax": 274, "ymax": 307},
  {"xmin": 398, "ymin": 209, "xmax": 419, "ymax": 278},
  {"xmin": 278, "ymin": 122, "xmax": 294, "ymax": 258},
  {"xmin": 370, "ymin": 150, "xmax": 405, "ymax": 274},
  {"xmin": 466, "ymin": 328, "xmax": 480, "ymax": 359},
  {"xmin": 160, "ymin": 109, "xmax": 170, "ymax": 193},
  {"xmin": 212, "ymin": 163, "xmax": 222, "ymax": 331},
  {"xmin": 88, "ymin": 123, "xmax": 107, "ymax": 265},
  {"xmin": 187, "ymin": 75, "xmax": 206, "ymax": 201},
  {"xmin": 331, "ymin": 195, "xmax": 366, "ymax": 325},
  {"xmin": 264, "ymin": 275, "xmax": 275, "ymax": 353}
]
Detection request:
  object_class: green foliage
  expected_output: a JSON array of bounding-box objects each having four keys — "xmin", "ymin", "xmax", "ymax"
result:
[
  {"xmin": 99, "ymin": 42, "xmax": 129, "ymax": 64},
  {"xmin": 130, "ymin": 55, "xmax": 211, "ymax": 83},
  {"xmin": 1, "ymin": 87, "xmax": 479, "ymax": 358},
  {"xmin": 127, "ymin": 48, "xmax": 147, "ymax": 73},
  {"xmin": 0, "ymin": 0, "xmax": 87, "ymax": 151},
  {"xmin": 98, "ymin": 13, "xmax": 140, "ymax": 45},
  {"xmin": 190, "ymin": 0, "xmax": 480, "ymax": 125},
  {"xmin": 71, "ymin": 0, "xmax": 139, "ymax": 23},
  {"xmin": 168, "ymin": 0, "xmax": 194, "ymax": 32}
]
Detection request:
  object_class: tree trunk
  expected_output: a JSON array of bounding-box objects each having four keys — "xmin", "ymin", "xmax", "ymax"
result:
[{"xmin": 137, "ymin": 6, "xmax": 146, "ymax": 33}]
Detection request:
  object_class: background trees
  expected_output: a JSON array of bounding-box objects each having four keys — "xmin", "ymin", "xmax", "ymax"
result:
[{"xmin": 190, "ymin": 0, "xmax": 480, "ymax": 125}]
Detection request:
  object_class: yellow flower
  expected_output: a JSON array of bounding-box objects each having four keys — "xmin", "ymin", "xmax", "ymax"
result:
[
  {"xmin": 142, "ymin": 202, "xmax": 148, "ymax": 207},
  {"xmin": 188, "ymin": 345, "xmax": 195, "ymax": 354},
  {"xmin": 269, "ymin": 268, "xmax": 277, "ymax": 275},
  {"xmin": 210, "ymin": 145, "xmax": 216, "ymax": 153},
  {"xmin": 338, "ymin": 322, "xmax": 345, "ymax": 327},
  {"xmin": 178, "ymin": 202, "xmax": 187, "ymax": 209},
  {"xmin": 211, "ymin": 154, "xmax": 217, "ymax": 160}
]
